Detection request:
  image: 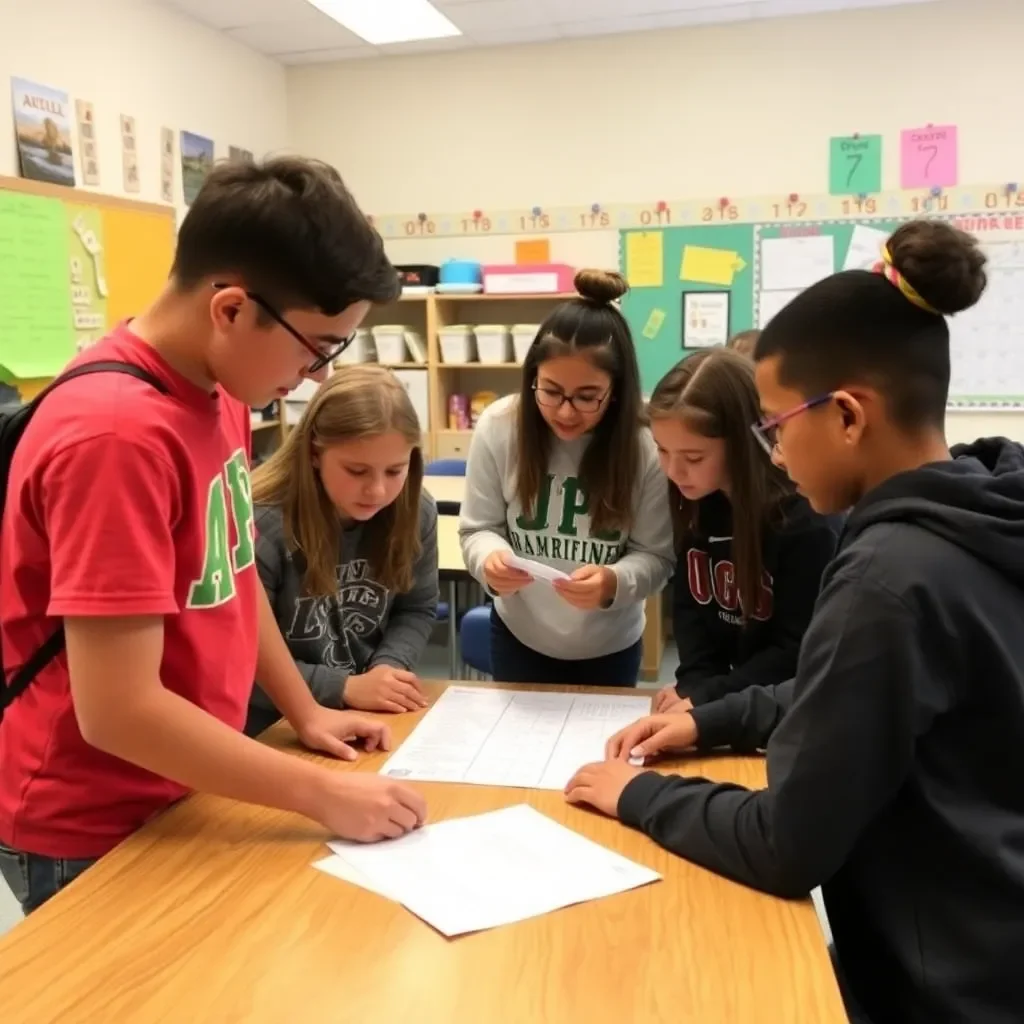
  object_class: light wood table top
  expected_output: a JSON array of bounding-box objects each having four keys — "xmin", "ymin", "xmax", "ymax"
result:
[
  {"xmin": 0, "ymin": 682, "xmax": 844, "ymax": 1024},
  {"xmin": 437, "ymin": 513, "xmax": 466, "ymax": 574},
  {"xmin": 425, "ymin": 474, "xmax": 466, "ymax": 507}
]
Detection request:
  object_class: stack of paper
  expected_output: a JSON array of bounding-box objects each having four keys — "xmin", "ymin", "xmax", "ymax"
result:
[
  {"xmin": 313, "ymin": 804, "xmax": 661, "ymax": 936},
  {"xmin": 377, "ymin": 686, "xmax": 652, "ymax": 790}
]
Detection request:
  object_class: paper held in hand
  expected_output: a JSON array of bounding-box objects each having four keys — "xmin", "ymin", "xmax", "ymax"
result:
[{"xmin": 505, "ymin": 551, "xmax": 570, "ymax": 583}]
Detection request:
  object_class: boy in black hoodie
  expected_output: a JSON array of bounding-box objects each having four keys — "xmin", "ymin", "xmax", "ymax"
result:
[{"xmin": 566, "ymin": 220, "xmax": 1024, "ymax": 1024}]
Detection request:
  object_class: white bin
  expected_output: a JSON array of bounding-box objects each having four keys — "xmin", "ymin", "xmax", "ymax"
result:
[
  {"xmin": 372, "ymin": 325, "xmax": 408, "ymax": 364},
  {"xmin": 335, "ymin": 328, "xmax": 373, "ymax": 365},
  {"xmin": 439, "ymin": 325, "xmax": 476, "ymax": 363},
  {"xmin": 511, "ymin": 324, "xmax": 539, "ymax": 363},
  {"xmin": 475, "ymin": 325, "xmax": 512, "ymax": 364}
]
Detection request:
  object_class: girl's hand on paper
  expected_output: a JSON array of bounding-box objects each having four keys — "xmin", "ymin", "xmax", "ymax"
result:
[
  {"xmin": 483, "ymin": 550, "xmax": 533, "ymax": 595},
  {"xmin": 553, "ymin": 565, "xmax": 617, "ymax": 610},
  {"xmin": 316, "ymin": 774, "xmax": 428, "ymax": 842},
  {"xmin": 564, "ymin": 760, "xmax": 642, "ymax": 818},
  {"xmin": 345, "ymin": 665, "xmax": 429, "ymax": 713},
  {"xmin": 603, "ymin": 713, "xmax": 699, "ymax": 763}
]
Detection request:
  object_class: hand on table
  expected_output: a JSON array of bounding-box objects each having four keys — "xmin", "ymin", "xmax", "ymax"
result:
[
  {"xmin": 295, "ymin": 706, "xmax": 393, "ymax": 762},
  {"xmin": 553, "ymin": 565, "xmax": 617, "ymax": 610},
  {"xmin": 315, "ymin": 773, "xmax": 427, "ymax": 842},
  {"xmin": 604, "ymin": 713, "xmax": 699, "ymax": 763},
  {"xmin": 564, "ymin": 761, "xmax": 643, "ymax": 818},
  {"xmin": 653, "ymin": 684, "xmax": 693, "ymax": 715},
  {"xmin": 483, "ymin": 551, "xmax": 533, "ymax": 595},
  {"xmin": 345, "ymin": 665, "xmax": 428, "ymax": 713}
]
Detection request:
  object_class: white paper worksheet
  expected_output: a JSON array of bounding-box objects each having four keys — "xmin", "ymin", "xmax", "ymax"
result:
[
  {"xmin": 319, "ymin": 804, "xmax": 661, "ymax": 936},
  {"xmin": 378, "ymin": 686, "xmax": 651, "ymax": 790},
  {"xmin": 760, "ymin": 235, "xmax": 835, "ymax": 291}
]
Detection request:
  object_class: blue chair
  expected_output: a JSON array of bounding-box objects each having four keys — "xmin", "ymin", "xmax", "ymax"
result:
[
  {"xmin": 460, "ymin": 604, "xmax": 492, "ymax": 677},
  {"xmin": 425, "ymin": 459, "xmax": 467, "ymax": 476}
]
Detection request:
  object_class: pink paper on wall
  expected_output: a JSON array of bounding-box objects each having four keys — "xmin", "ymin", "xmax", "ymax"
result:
[{"xmin": 900, "ymin": 124, "xmax": 958, "ymax": 189}]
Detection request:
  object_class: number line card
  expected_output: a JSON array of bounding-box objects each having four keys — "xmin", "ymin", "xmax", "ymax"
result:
[{"xmin": 379, "ymin": 686, "xmax": 652, "ymax": 790}]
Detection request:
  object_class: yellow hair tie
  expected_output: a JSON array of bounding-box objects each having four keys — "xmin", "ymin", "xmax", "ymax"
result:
[{"xmin": 874, "ymin": 245, "xmax": 941, "ymax": 316}]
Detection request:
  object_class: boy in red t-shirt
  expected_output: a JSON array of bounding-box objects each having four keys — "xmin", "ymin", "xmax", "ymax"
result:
[{"xmin": 0, "ymin": 157, "xmax": 427, "ymax": 915}]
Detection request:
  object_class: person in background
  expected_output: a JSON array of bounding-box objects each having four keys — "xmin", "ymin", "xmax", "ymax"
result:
[
  {"xmin": 726, "ymin": 329, "xmax": 760, "ymax": 358},
  {"xmin": 566, "ymin": 220, "xmax": 1024, "ymax": 1024},
  {"xmin": 0, "ymin": 157, "xmax": 427, "ymax": 916},
  {"xmin": 647, "ymin": 349, "xmax": 838, "ymax": 713},
  {"xmin": 459, "ymin": 270, "xmax": 674, "ymax": 686},
  {"xmin": 246, "ymin": 365, "xmax": 437, "ymax": 737}
]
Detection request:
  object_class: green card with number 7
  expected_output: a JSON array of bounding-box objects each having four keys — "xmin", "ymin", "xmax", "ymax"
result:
[{"xmin": 829, "ymin": 134, "xmax": 883, "ymax": 196}]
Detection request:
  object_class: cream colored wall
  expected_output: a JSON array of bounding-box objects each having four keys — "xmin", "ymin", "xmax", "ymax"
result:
[
  {"xmin": 288, "ymin": 0, "xmax": 1023, "ymax": 443},
  {"xmin": 0, "ymin": 0, "xmax": 289, "ymax": 222}
]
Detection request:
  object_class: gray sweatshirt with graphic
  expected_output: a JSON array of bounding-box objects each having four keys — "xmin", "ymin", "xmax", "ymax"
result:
[
  {"xmin": 459, "ymin": 395, "xmax": 674, "ymax": 660},
  {"xmin": 250, "ymin": 494, "xmax": 439, "ymax": 721}
]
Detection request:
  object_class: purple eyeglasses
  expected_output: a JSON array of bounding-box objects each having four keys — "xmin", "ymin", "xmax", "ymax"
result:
[{"xmin": 751, "ymin": 393, "xmax": 834, "ymax": 455}]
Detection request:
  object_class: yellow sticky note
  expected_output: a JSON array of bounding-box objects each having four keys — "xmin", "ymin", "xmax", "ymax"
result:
[
  {"xmin": 625, "ymin": 232, "xmax": 663, "ymax": 288},
  {"xmin": 642, "ymin": 308, "xmax": 666, "ymax": 339},
  {"xmin": 680, "ymin": 246, "xmax": 747, "ymax": 287},
  {"xmin": 516, "ymin": 238, "xmax": 550, "ymax": 264}
]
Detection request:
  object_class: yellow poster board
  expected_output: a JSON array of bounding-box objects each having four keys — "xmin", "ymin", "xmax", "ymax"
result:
[{"xmin": 0, "ymin": 175, "xmax": 175, "ymax": 396}]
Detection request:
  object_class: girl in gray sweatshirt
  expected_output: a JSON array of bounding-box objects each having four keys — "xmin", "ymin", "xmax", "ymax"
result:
[
  {"xmin": 245, "ymin": 366, "xmax": 438, "ymax": 736},
  {"xmin": 459, "ymin": 270, "xmax": 674, "ymax": 686}
]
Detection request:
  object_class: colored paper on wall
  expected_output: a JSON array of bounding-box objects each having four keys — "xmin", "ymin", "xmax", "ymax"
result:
[
  {"xmin": 900, "ymin": 124, "xmax": 958, "ymax": 189},
  {"xmin": 828, "ymin": 134, "xmax": 882, "ymax": 195},
  {"xmin": 515, "ymin": 238, "xmax": 550, "ymax": 264},
  {"xmin": 102, "ymin": 207, "xmax": 174, "ymax": 326},
  {"xmin": 67, "ymin": 204, "xmax": 108, "ymax": 350},
  {"xmin": 0, "ymin": 191, "xmax": 74, "ymax": 378},
  {"xmin": 642, "ymin": 308, "xmax": 666, "ymax": 339},
  {"xmin": 680, "ymin": 245, "xmax": 747, "ymax": 287},
  {"xmin": 625, "ymin": 231, "xmax": 663, "ymax": 288}
]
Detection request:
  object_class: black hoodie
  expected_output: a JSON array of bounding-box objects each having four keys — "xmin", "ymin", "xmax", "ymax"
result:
[
  {"xmin": 672, "ymin": 491, "xmax": 840, "ymax": 704},
  {"xmin": 619, "ymin": 438, "xmax": 1024, "ymax": 1024}
]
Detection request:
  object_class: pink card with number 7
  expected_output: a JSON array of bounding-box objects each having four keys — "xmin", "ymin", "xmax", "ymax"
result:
[{"xmin": 900, "ymin": 124, "xmax": 958, "ymax": 189}]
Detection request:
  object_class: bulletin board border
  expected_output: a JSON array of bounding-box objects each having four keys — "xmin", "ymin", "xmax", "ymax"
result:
[
  {"xmin": 0, "ymin": 174, "xmax": 174, "ymax": 217},
  {"xmin": 367, "ymin": 183, "xmax": 1024, "ymax": 241}
]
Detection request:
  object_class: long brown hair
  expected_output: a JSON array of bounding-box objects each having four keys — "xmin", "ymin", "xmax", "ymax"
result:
[
  {"xmin": 252, "ymin": 365, "xmax": 424, "ymax": 597},
  {"xmin": 516, "ymin": 269, "xmax": 643, "ymax": 536},
  {"xmin": 648, "ymin": 349, "xmax": 793, "ymax": 620}
]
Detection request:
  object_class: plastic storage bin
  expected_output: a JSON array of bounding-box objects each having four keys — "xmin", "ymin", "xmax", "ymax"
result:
[
  {"xmin": 439, "ymin": 259, "xmax": 482, "ymax": 286},
  {"xmin": 482, "ymin": 262, "xmax": 575, "ymax": 294},
  {"xmin": 439, "ymin": 325, "xmax": 475, "ymax": 363},
  {"xmin": 335, "ymin": 328, "xmax": 373, "ymax": 365},
  {"xmin": 475, "ymin": 325, "xmax": 511, "ymax": 364},
  {"xmin": 372, "ymin": 325, "xmax": 408, "ymax": 364},
  {"xmin": 511, "ymin": 324, "xmax": 539, "ymax": 363}
]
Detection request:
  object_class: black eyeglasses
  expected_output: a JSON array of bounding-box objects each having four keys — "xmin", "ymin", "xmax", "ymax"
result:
[
  {"xmin": 532, "ymin": 382, "xmax": 610, "ymax": 414},
  {"xmin": 212, "ymin": 283, "xmax": 353, "ymax": 373}
]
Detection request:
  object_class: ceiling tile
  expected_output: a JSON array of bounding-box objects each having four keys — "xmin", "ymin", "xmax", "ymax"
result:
[
  {"xmin": 279, "ymin": 45, "xmax": 379, "ymax": 64},
  {"xmin": 444, "ymin": 0, "xmax": 555, "ymax": 32},
  {"xmin": 163, "ymin": 0, "xmax": 317, "ymax": 30},
  {"xmin": 228, "ymin": 12, "xmax": 364, "ymax": 53},
  {"xmin": 561, "ymin": 4, "xmax": 759, "ymax": 38},
  {"xmin": 378, "ymin": 35, "xmax": 474, "ymax": 55},
  {"xmin": 466, "ymin": 24, "xmax": 566, "ymax": 45}
]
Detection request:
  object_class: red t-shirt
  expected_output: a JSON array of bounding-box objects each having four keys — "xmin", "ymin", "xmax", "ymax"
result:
[{"xmin": 0, "ymin": 326, "xmax": 259, "ymax": 859}]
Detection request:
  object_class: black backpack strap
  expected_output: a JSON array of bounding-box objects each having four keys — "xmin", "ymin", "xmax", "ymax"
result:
[
  {"xmin": 0, "ymin": 626, "xmax": 65, "ymax": 711},
  {"xmin": 0, "ymin": 360, "xmax": 170, "ymax": 711}
]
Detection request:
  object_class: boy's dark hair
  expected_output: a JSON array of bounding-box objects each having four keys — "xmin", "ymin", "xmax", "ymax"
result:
[
  {"xmin": 171, "ymin": 156, "xmax": 400, "ymax": 315},
  {"xmin": 516, "ymin": 269, "xmax": 644, "ymax": 536},
  {"xmin": 726, "ymin": 329, "xmax": 760, "ymax": 358},
  {"xmin": 649, "ymin": 349, "xmax": 793, "ymax": 620},
  {"xmin": 755, "ymin": 220, "xmax": 987, "ymax": 429}
]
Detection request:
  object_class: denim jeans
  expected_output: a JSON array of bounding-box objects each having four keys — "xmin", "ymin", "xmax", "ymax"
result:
[
  {"xmin": 0, "ymin": 841, "xmax": 96, "ymax": 916},
  {"xmin": 489, "ymin": 608, "xmax": 643, "ymax": 686}
]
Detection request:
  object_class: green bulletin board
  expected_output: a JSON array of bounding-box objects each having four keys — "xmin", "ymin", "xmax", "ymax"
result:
[{"xmin": 621, "ymin": 218, "xmax": 901, "ymax": 393}]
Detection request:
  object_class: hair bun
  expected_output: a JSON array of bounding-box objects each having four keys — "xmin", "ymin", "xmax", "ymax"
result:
[
  {"xmin": 887, "ymin": 220, "xmax": 987, "ymax": 316},
  {"xmin": 575, "ymin": 268, "xmax": 628, "ymax": 305}
]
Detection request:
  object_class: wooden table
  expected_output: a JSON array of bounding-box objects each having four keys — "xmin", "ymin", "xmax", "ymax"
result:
[
  {"xmin": 424, "ymin": 474, "xmax": 466, "ymax": 513},
  {"xmin": 0, "ymin": 683, "xmax": 845, "ymax": 1023}
]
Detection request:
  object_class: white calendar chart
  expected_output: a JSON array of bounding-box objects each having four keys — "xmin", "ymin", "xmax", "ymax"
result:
[{"xmin": 755, "ymin": 217, "xmax": 1024, "ymax": 410}]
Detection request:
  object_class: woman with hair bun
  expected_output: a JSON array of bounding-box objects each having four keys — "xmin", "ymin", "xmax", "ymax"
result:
[{"xmin": 459, "ymin": 269, "xmax": 673, "ymax": 686}]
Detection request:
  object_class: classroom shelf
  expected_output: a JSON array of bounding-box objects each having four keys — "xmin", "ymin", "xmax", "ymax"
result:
[
  {"xmin": 437, "ymin": 362, "xmax": 523, "ymax": 370},
  {"xmin": 251, "ymin": 419, "xmax": 281, "ymax": 433},
  {"xmin": 433, "ymin": 292, "xmax": 576, "ymax": 303}
]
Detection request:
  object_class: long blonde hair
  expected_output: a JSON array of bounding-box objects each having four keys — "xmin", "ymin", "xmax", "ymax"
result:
[{"xmin": 253, "ymin": 365, "xmax": 424, "ymax": 597}]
